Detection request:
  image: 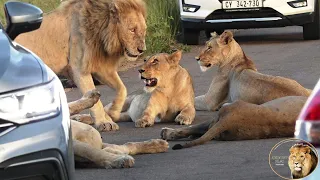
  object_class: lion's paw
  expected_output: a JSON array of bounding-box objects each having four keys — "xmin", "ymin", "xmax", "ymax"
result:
[
  {"xmin": 175, "ymin": 114, "xmax": 192, "ymax": 125},
  {"xmin": 83, "ymin": 89, "xmax": 101, "ymax": 101},
  {"xmin": 94, "ymin": 121, "xmax": 119, "ymax": 132},
  {"xmin": 161, "ymin": 127, "xmax": 178, "ymax": 141},
  {"xmin": 135, "ymin": 117, "xmax": 154, "ymax": 128},
  {"xmin": 107, "ymin": 155, "xmax": 135, "ymax": 169},
  {"xmin": 146, "ymin": 139, "xmax": 169, "ymax": 153}
]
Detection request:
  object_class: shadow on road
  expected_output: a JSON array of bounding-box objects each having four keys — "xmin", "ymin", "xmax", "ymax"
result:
[{"xmin": 199, "ymin": 27, "xmax": 309, "ymax": 45}]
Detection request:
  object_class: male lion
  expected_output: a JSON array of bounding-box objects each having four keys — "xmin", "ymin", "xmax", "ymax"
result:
[
  {"xmin": 15, "ymin": 0, "xmax": 147, "ymax": 131},
  {"xmin": 161, "ymin": 96, "xmax": 308, "ymax": 149},
  {"xmin": 104, "ymin": 51, "xmax": 196, "ymax": 128},
  {"xmin": 194, "ymin": 31, "xmax": 311, "ymax": 111},
  {"xmin": 288, "ymin": 143, "xmax": 318, "ymax": 179},
  {"xmin": 70, "ymin": 90, "xmax": 169, "ymax": 168}
]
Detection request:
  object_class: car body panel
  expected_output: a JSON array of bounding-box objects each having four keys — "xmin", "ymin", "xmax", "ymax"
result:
[
  {"xmin": 0, "ymin": 29, "xmax": 44, "ymax": 93},
  {"xmin": 181, "ymin": 0, "xmax": 315, "ymax": 20}
]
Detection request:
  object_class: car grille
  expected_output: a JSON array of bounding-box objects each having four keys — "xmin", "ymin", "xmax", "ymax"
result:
[
  {"xmin": 0, "ymin": 119, "xmax": 16, "ymax": 137},
  {"xmin": 206, "ymin": 7, "xmax": 283, "ymax": 20}
]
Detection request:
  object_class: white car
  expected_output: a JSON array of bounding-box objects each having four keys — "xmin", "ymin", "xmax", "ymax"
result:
[{"xmin": 179, "ymin": 0, "xmax": 319, "ymax": 44}]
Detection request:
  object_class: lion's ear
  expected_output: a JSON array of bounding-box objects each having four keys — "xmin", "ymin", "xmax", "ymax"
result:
[
  {"xmin": 289, "ymin": 147, "xmax": 294, "ymax": 154},
  {"xmin": 304, "ymin": 146, "xmax": 311, "ymax": 154},
  {"xmin": 110, "ymin": 3, "xmax": 120, "ymax": 23},
  {"xmin": 211, "ymin": 32, "xmax": 218, "ymax": 38},
  {"xmin": 219, "ymin": 30, "xmax": 233, "ymax": 45},
  {"xmin": 168, "ymin": 50, "xmax": 182, "ymax": 65}
]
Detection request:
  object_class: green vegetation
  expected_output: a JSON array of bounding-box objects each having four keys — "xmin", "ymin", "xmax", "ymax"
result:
[
  {"xmin": 145, "ymin": 0, "xmax": 189, "ymax": 54},
  {"xmin": 0, "ymin": 0, "xmax": 188, "ymax": 54}
]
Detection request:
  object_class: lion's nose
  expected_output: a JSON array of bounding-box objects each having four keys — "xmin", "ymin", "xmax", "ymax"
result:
[
  {"xmin": 295, "ymin": 162, "xmax": 298, "ymax": 165},
  {"xmin": 138, "ymin": 69, "xmax": 145, "ymax": 73},
  {"xmin": 195, "ymin": 57, "xmax": 200, "ymax": 61}
]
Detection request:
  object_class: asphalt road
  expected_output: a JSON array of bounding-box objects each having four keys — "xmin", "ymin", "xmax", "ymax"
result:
[{"xmin": 67, "ymin": 27, "xmax": 320, "ymax": 180}]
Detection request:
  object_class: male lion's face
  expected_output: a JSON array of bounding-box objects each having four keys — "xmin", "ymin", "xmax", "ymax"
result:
[
  {"xmin": 138, "ymin": 51, "xmax": 182, "ymax": 92},
  {"xmin": 195, "ymin": 31, "xmax": 234, "ymax": 72},
  {"xmin": 288, "ymin": 145, "xmax": 312, "ymax": 173},
  {"xmin": 118, "ymin": 11, "xmax": 147, "ymax": 61}
]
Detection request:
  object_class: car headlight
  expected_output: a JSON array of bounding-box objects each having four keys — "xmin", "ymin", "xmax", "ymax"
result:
[{"xmin": 0, "ymin": 78, "xmax": 61, "ymax": 124}]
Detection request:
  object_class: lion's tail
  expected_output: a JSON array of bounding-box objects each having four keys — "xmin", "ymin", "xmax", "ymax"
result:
[{"xmin": 172, "ymin": 122, "xmax": 223, "ymax": 150}]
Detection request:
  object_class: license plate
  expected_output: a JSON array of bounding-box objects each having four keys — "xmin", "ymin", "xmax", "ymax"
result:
[{"xmin": 222, "ymin": 0, "xmax": 263, "ymax": 9}]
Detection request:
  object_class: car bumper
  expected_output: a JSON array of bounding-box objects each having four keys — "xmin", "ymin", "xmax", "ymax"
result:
[
  {"xmin": 181, "ymin": 12, "xmax": 314, "ymax": 30},
  {"xmin": 0, "ymin": 92, "xmax": 74, "ymax": 180}
]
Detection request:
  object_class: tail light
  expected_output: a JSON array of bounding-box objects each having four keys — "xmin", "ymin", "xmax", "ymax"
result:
[{"xmin": 295, "ymin": 81, "xmax": 320, "ymax": 147}]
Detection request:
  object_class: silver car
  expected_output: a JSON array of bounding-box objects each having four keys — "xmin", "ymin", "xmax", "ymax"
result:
[{"xmin": 0, "ymin": 1, "xmax": 74, "ymax": 180}]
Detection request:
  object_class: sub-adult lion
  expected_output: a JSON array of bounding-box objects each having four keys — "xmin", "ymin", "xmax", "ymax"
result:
[
  {"xmin": 15, "ymin": 0, "xmax": 147, "ymax": 131},
  {"xmin": 161, "ymin": 96, "xmax": 308, "ymax": 149},
  {"xmin": 194, "ymin": 31, "xmax": 311, "ymax": 111},
  {"xmin": 104, "ymin": 51, "xmax": 196, "ymax": 128},
  {"xmin": 288, "ymin": 143, "xmax": 318, "ymax": 179},
  {"xmin": 70, "ymin": 90, "xmax": 169, "ymax": 168}
]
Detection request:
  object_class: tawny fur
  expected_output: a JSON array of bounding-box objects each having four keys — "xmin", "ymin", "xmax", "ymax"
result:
[
  {"xmin": 288, "ymin": 144, "xmax": 318, "ymax": 179},
  {"xmin": 105, "ymin": 51, "xmax": 196, "ymax": 128},
  {"xmin": 15, "ymin": 0, "xmax": 147, "ymax": 132},
  {"xmin": 70, "ymin": 90, "xmax": 169, "ymax": 168},
  {"xmin": 194, "ymin": 30, "xmax": 311, "ymax": 111},
  {"xmin": 161, "ymin": 96, "xmax": 308, "ymax": 149}
]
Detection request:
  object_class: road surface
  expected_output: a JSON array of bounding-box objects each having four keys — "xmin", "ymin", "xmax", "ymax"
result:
[{"xmin": 67, "ymin": 27, "xmax": 320, "ymax": 180}]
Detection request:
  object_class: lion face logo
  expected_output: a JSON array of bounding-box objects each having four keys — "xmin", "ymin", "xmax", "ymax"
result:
[
  {"xmin": 138, "ymin": 51, "xmax": 182, "ymax": 92},
  {"xmin": 195, "ymin": 31, "xmax": 234, "ymax": 72},
  {"xmin": 288, "ymin": 143, "xmax": 318, "ymax": 179}
]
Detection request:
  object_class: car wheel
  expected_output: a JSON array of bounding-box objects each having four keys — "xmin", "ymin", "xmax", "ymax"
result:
[
  {"xmin": 182, "ymin": 28, "xmax": 200, "ymax": 45},
  {"xmin": 303, "ymin": 0, "xmax": 320, "ymax": 40},
  {"xmin": 205, "ymin": 29, "xmax": 224, "ymax": 38}
]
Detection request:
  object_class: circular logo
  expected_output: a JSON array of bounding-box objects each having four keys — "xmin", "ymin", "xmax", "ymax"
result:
[{"xmin": 269, "ymin": 138, "xmax": 319, "ymax": 179}]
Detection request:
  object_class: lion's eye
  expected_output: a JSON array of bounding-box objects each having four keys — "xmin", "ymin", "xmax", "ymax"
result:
[
  {"xmin": 208, "ymin": 46, "xmax": 212, "ymax": 50},
  {"xmin": 130, "ymin": 28, "xmax": 136, "ymax": 33},
  {"xmin": 152, "ymin": 59, "xmax": 159, "ymax": 64},
  {"xmin": 144, "ymin": 58, "xmax": 147, "ymax": 62},
  {"xmin": 300, "ymin": 155, "xmax": 303, "ymax": 158}
]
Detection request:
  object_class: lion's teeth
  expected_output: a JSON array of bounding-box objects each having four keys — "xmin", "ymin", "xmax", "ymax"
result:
[{"xmin": 144, "ymin": 80, "xmax": 147, "ymax": 84}]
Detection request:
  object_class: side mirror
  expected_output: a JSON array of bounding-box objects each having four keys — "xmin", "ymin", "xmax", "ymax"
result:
[{"xmin": 4, "ymin": 1, "xmax": 43, "ymax": 40}]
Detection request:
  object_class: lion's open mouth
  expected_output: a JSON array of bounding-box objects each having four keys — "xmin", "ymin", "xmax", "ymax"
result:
[
  {"xmin": 294, "ymin": 167, "xmax": 302, "ymax": 171},
  {"xmin": 141, "ymin": 76, "xmax": 158, "ymax": 87},
  {"xmin": 125, "ymin": 48, "xmax": 139, "ymax": 58}
]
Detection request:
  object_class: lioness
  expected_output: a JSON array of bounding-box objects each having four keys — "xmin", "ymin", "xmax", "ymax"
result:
[
  {"xmin": 70, "ymin": 90, "xmax": 169, "ymax": 168},
  {"xmin": 288, "ymin": 143, "xmax": 318, "ymax": 179},
  {"xmin": 16, "ymin": 0, "xmax": 147, "ymax": 131},
  {"xmin": 161, "ymin": 96, "xmax": 308, "ymax": 149},
  {"xmin": 194, "ymin": 31, "xmax": 311, "ymax": 111},
  {"xmin": 104, "ymin": 51, "xmax": 196, "ymax": 128}
]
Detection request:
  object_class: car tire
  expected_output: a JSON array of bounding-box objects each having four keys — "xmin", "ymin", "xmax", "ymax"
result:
[
  {"xmin": 303, "ymin": 0, "xmax": 320, "ymax": 40},
  {"xmin": 182, "ymin": 28, "xmax": 200, "ymax": 45},
  {"xmin": 205, "ymin": 29, "xmax": 224, "ymax": 38}
]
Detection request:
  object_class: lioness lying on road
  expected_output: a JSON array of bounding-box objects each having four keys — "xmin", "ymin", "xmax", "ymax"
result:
[
  {"xmin": 194, "ymin": 31, "xmax": 311, "ymax": 111},
  {"xmin": 70, "ymin": 90, "xmax": 168, "ymax": 168},
  {"xmin": 161, "ymin": 96, "xmax": 308, "ymax": 149},
  {"xmin": 104, "ymin": 51, "xmax": 196, "ymax": 128}
]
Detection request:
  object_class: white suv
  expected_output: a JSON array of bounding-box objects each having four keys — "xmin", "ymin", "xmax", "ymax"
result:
[{"xmin": 179, "ymin": 0, "xmax": 319, "ymax": 44}]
